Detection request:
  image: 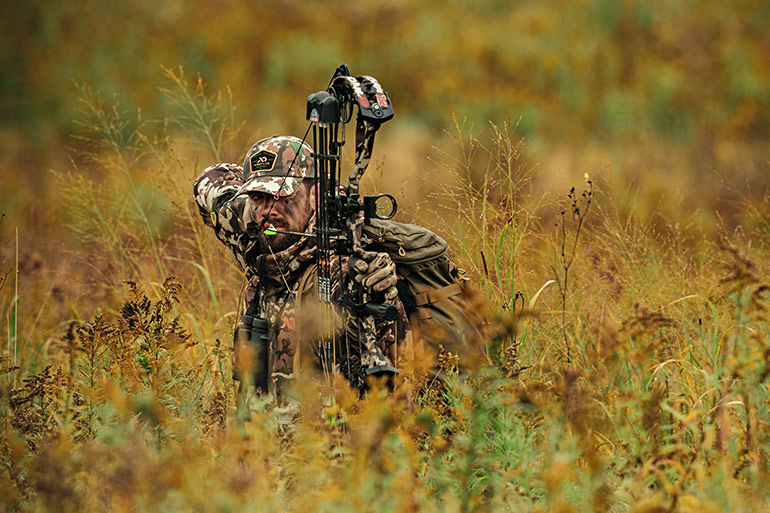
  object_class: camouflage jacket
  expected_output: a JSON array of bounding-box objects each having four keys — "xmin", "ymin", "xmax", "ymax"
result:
[{"xmin": 193, "ymin": 163, "xmax": 410, "ymax": 402}]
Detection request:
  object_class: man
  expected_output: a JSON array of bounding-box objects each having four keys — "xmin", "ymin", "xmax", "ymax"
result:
[{"xmin": 193, "ymin": 135, "xmax": 410, "ymax": 409}]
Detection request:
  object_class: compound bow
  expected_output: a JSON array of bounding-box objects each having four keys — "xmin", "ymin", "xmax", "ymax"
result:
[{"xmin": 306, "ymin": 64, "xmax": 399, "ymax": 389}]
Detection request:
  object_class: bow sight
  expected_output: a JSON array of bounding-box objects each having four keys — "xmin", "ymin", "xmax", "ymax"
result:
[{"xmin": 307, "ymin": 64, "xmax": 399, "ymax": 378}]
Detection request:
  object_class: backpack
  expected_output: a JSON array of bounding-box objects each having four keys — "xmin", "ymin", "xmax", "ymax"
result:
[{"xmin": 361, "ymin": 219, "xmax": 486, "ymax": 368}]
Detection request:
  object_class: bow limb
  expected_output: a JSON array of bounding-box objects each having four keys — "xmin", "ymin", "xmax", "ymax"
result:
[{"xmin": 345, "ymin": 118, "xmax": 397, "ymax": 377}]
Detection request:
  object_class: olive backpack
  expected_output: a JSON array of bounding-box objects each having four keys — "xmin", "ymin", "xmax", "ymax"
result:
[{"xmin": 361, "ymin": 219, "xmax": 486, "ymax": 367}]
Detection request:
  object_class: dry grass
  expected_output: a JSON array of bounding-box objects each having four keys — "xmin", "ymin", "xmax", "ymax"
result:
[{"xmin": 1, "ymin": 74, "xmax": 769, "ymax": 513}]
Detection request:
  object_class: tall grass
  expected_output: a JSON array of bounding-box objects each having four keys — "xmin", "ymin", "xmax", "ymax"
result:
[{"xmin": 1, "ymin": 76, "xmax": 769, "ymax": 512}]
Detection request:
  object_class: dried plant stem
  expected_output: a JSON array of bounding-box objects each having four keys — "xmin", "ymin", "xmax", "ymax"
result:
[
  {"xmin": 558, "ymin": 216, "xmax": 571, "ymax": 362},
  {"xmin": 553, "ymin": 180, "xmax": 592, "ymax": 363},
  {"xmin": 13, "ymin": 226, "xmax": 18, "ymax": 382}
]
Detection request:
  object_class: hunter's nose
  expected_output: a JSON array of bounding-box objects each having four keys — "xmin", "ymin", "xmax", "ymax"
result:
[{"xmin": 253, "ymin": 195, "xmax": 287, "ymax": 221}]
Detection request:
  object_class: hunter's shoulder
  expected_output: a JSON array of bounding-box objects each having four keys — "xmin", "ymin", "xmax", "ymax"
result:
[
  {"xmin": 193, "ymin": 163, "xmax": 245, "ymax": 202},
  {"xmin": 203, "ymin": 162, "xmax": 243, "ymax": 174},
  {"xmin": 194, "ymin": 162, "xmax": 244, "ymax": 187}
]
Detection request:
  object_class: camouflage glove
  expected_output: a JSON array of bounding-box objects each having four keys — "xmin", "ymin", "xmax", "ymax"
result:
[{"xmin": 349, "ymin": 251, "xmax": 399, "ymax": 301}]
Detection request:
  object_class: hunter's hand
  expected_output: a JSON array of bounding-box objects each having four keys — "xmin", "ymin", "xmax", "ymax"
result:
[{"xmin": 350, "ymin": 252, "xmax": 399, "ymax": 301}]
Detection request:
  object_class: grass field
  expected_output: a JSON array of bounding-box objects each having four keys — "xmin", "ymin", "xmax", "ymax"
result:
[
  {"xmin": 2, "ymin": 2, "xmax": 770, "ymax": 510},
  {"xmin": 1, "ymin": 72, "xmax": 769, "ymax": 512}
]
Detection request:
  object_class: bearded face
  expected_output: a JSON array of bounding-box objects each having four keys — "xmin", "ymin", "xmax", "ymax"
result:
[{"xmin": 248, "ymin": 181, "xmax": 316, "ymax": 253}]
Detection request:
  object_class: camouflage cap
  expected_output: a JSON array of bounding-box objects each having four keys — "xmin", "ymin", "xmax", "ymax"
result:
[{"xmin": 238, "ymin": 135, "xmax": 315, "ymax": 197}]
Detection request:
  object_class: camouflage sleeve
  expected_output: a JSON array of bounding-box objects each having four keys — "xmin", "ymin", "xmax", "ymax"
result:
[
  {"xmin": 192, "ymin": 163, "xmax": 251, "ymax": 268},
  {"xmin": 342, "ymin": 295, "xmax": 409, "ymax": 368},
  {"xmin": 331, "ymin": 256, "xmax": 408, "ymax": 369}
]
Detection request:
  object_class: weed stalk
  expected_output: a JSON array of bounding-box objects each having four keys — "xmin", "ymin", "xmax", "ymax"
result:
[{"xmin": 552, "ymin": 178, "xmax": 592, "ymax": 363}]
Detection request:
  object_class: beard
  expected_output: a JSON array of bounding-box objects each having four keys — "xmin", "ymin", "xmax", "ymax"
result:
[{"xmin": 256, "ymin": 231, "xmax": 303, "ymax": 254}]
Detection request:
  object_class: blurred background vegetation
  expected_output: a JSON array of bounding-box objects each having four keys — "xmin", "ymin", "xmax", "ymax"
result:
[
  {"xmin": 3, "ymin": 0, "xmax": 768, "ymax": 309},
  {"xmin": 1, "ymin": 1, "xmax": 770, "ymax": 511},
  {"xmin": 3, "ymin": 0, "xmax": 769, "ymax": 218}
]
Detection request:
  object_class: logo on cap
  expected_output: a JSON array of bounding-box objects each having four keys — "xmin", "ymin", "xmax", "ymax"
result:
[{"xmin": 250, "ymin": 150, "xmax": 277, "ymax": 174}]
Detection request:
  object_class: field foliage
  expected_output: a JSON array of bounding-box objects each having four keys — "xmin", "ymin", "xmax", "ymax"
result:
[
  {"xmin": 1, "ymin": 2, "xmax": 770, "ymax": 511},
  {"xmin": 1, "ymin": 69, "xmax": 769, "ymax": 512}
]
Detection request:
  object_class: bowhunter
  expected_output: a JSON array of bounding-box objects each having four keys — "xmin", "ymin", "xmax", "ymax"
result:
[
  {"xmin": 193, "ymin": 67, "xmax": 485, "ymax": 421},
  {"xmin": 194, "ymin": 135, "xmax": 409, "ymax": 417}
]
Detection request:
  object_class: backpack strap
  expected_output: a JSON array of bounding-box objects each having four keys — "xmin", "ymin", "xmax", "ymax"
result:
[
  {"xmin": 413, "ymin": 282, "xmax": 464, "ymax": 320},
  {"xmin": 293, "ymin": 263, "xmax": 318, "ymax": 375},
  {"xmin": 296, "ymin": 263, "xmax": 318, "ymax": 305}
]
